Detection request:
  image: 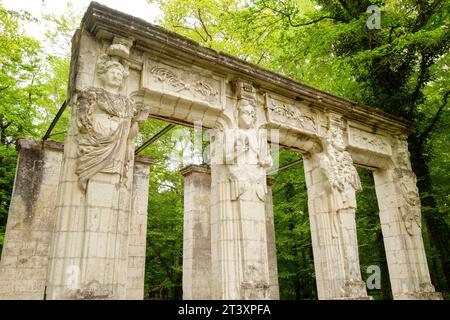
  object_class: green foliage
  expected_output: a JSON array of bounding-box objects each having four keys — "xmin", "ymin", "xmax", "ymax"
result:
[
  {"xmin": 0, "ymin": 146, "xmax": 17, "ymax": 254},
  {"xmin": 272, "ymin": 150, "xmax": 316, "ymax": 299},
  {"xmin": 0, "ymin": 1, "xmax": 77, "ymax": 255},
  {"xmin": 0, "ymin": 5, "xmax": 42, "ymax": 144},
  {"xmin": 138, "ymin": 119, "xmax": 185, "ymax": 299}
]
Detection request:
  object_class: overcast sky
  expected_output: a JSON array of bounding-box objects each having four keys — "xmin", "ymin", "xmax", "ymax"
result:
[{"xmin": 3, "ymin": 0, "xmax": 162, "ymax": 42}]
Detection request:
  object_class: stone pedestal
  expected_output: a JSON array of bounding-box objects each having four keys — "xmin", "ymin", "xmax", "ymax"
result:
[
  {"xmin": 0, "ymin": 139, "xmax": 64, "ymax": 300},
  {"xmin": 45, "ymin": 149, "xmax": 153, "ymax": 299},
  {"xmin": 181, "ymin": 165, "xmax": 212, "ymax": 300}
]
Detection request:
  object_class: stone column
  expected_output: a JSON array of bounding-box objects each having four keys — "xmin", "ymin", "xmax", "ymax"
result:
[
  {"xmin": 126, "ymin": 156, "xmax": 153, "ymax": 300},
  {"xmin": 303, "ymin": 115, "xmax": 369, "ymax": 300},
  {"xmin": 373, "ymin": 137, "xmax": 442, "ymax": 300},
  {"xmin": 210, "ymin": 86, "xmax": 274, "ymax": 299},
  {"xmin": 265, "ymin": 178, "xmax": 280, "ymax": 299},
  {"xmin": 46, "ymin": 38, "xmax": 150, "ymax": 300},
  {"xmin": 181, "ymin": 164, "xmax": 211, "ymax": 300},
  {"xmin": 0, "ymin": 139, "xmax": 64, "ymax": 300}
]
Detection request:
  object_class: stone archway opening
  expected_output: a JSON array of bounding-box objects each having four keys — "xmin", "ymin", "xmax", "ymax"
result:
[
  {"xmin": 269, "ymin": 149, "xmax": 316, "ymax": 300},
  {"xmin": 136, "ymin": 116, "xmax": 209, "ymax": 300},
  {"xmin": 355, "ymin": 167, "xmax": 392, "ymax": 300}
]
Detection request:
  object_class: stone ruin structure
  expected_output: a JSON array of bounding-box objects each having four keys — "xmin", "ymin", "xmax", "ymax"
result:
[{"xmin": 0, "ymin": 2, "xmax": 442, "ymax": 300}]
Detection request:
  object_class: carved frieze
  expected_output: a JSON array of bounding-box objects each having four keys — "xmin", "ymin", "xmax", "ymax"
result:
[
  {"xmin": 348, "ymin": 126, "xmax": 392, "ymax": 156},
  {"xmin": 141, "ymin": 55, "xmax": 224, "ymax": 110},
  {"xmin": 265, "ymin": 93, "xmax": 317, "ymax": 136}
]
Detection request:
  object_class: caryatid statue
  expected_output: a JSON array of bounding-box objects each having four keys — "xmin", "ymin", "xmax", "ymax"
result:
[
  {"xmin": 211, "ymin": 89, "xmax": 273, "ymax": 299},
  {"xmin": 76, "ymin": 54, "xmax": 148, "ymax": 190},
  {"xmin": 394, "ymin": 138, "xmax": 421, "ymax": 236},
  {"xmin": 393, "ymin": 137, "xmax": 438, "ymax": 295},
  {"xmin": 47, "ymin": 38, "xmax": 149, "ymax": 299},
  {"xmin": 318, "ymin": 114, "xmax": 367, "ymax": 298},
  {"xmin": 224, "ymin": 99, "xmax": 273, "ymax": 202}
]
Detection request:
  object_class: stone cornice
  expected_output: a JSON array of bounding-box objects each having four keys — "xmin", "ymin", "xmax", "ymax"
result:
[
  {"xmin": 16, "ymin": 139, "xmax": 65, "ymax": 152},
  {"xmin": 135, "ymin": 155, "xmax": 155, "ymax": 166},
  {"xmin": 180, "ymin": 164, "xmax": 211, "ymax": 176},
  {"xmin": 81, "ymin": 2, "xmax": 415, "ymax": 135}
]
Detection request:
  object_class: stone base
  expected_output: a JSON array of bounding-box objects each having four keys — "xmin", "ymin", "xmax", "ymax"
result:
[
  {"xmin": 333, "ymin": 296, "xmax": 374, "ymax": 300},
  {"xmin": 394, "ymin": 291, "xmax": 443, "ymax": 300}
]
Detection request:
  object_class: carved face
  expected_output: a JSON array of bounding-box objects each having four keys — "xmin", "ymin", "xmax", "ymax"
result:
[
  {"xmin": 395, "ymin": 139, "xmax": 410, "ymax": 168},
  {"xmin": 329, "ymin": 126, "xmax": 345, "ymax": 151},
  {"xmin": 238, "ymin": 101, "xmax": 256, "ymax": 129},
  {"xmin": 102, "ymin": 65, "xmax": 124, "ymax": 91}
]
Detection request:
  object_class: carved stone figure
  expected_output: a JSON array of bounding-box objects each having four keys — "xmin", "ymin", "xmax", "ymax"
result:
[
  {"xmin": 232, "ymin": 100, "xmax": 272, "ymax": 299},
  {"xmin": 319, "ymin": 125, "xmax": 362, "ymax": 213},
  {"xmin": 62, "ymin": 50, "xmax": 148, "ymax": 299},
  {"xmin": 318, "ymin": 115, "xmax": 366, "ymax": 298},
  {"xmin": 391, "ymin": 137, "xmax": 439, "ymax": 298},
  {"xmin": 76, "ymin": 55, "xmax": 147, "ymax": 190},
  {"xmin": 394, "ymin": 139, "xmax": 421, "ymax": 236},
  {"xmin": 224, "ymin": 99, "xmax": 273, "ymax": 202}
]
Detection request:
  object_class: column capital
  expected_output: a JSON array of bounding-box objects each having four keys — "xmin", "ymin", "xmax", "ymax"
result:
[
  {"xmin": 16, "ymin": 139, "xmax": 64, "ymax": 152},
  {"xmin": 180, "ymin": 164, "xmax": 211, "ymax": 177},
  {"xmin": 135, "ymin": 155, "xmax": 155, "ymax": 166}
]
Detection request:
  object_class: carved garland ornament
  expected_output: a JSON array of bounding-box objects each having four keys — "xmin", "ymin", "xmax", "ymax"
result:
[
  {"xmin": 150, "ymin": 66, "xmax": 219, "ymax": 97},
  {"xmin": 267, "ymin": 97, "xmax": 317, "ymax": 133}
]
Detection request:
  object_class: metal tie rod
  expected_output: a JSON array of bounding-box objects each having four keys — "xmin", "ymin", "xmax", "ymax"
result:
[
  {"xmin": 43, "ymin": 100, "xmax": 68, "ymax": 141},
  {"xmin": 135, "ymin": 124, "xmax": 176, "ymax": 155},
  {"xmin": 268, "ymin": 158, "xmax": 303, "ymax": 175}
]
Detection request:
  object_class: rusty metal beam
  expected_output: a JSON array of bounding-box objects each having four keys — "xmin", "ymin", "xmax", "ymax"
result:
[
  {"xmin": 43, "ymin": 100, "xmax": 68, "ymax": 141},
  {"xmin": 135, "ymin": 124, "xmax": 176, "ymax": 155}
]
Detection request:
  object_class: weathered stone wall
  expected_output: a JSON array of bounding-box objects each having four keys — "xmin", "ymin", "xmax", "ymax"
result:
[{"xmin": 0, "ymin": 139, "xmax": 64, "ymax": 300}]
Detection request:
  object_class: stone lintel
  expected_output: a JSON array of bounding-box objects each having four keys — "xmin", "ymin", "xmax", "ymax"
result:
[{"xmin": 180, "ymin": 164, "xmax": 211, "ymax": 177}]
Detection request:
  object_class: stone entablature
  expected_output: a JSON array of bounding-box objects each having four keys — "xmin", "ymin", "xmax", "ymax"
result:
[{"xmin": 79, "ymin": 2, "xmax": 413, "ymax": 168}]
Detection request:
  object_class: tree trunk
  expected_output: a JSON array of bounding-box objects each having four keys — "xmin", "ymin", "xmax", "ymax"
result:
[{"xmin": 410, "ymin": 135, "xmax": 450, "ymax": 292}]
